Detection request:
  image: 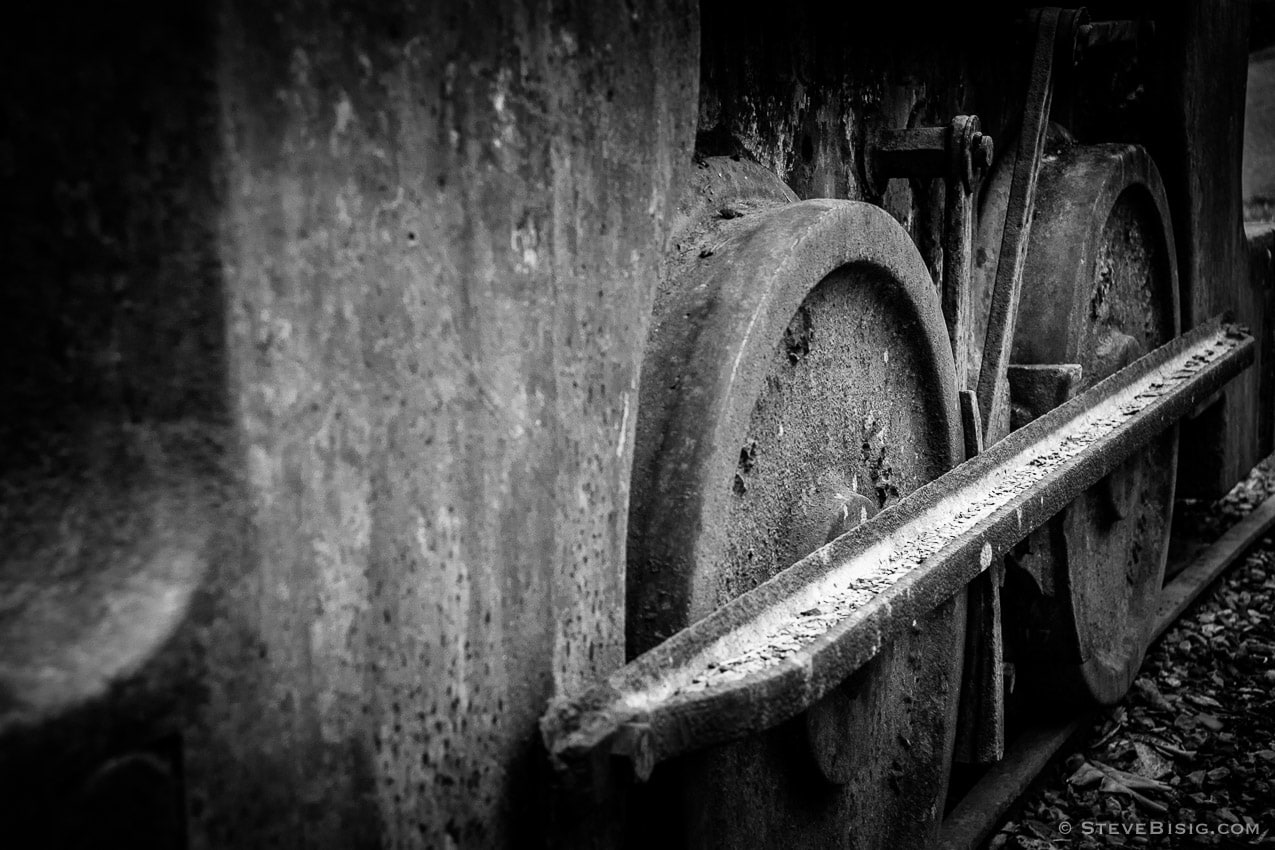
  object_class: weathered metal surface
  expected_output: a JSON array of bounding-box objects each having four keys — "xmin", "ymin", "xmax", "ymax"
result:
[
  {"xmin": 1180, "ymin": 219, "xmax": 1275, "ymax": 496},
  {"xmin": 0, "ymin": 4, "xmax": 1263, "ymax": 847},
  {"xmin": 865, "ymin": 119, "xmax": 992, "ymax": 195},
  {"xmin": 1008, "ymin": 143, "xmax": 1180, "ymax": 707},
  {"xmin": 625, "ymin": 185, "xmax": 966, "ymax": 848},
  {"xmin": 628, "ymin": 194, "xmax": 963, "ymax": 652},
  {"xmin": 1008, "ymin": 364, "xmax": 1084, "ymax": 430},
  {"xmin": 1149, "ymin": 0, "xmax": 1253, "ymax": 497},
  {"xmin": 868, "ymin": 114, "xmax": 991, "ymax": 393},
  {"xmin": 1248, "ymin": 224, "xmax": 1275, "ymax": 460},
  {"xmin": 868, "ymin": 126, "xmax": 950, "ymax": 186},
  {"xmin": 694, "ymin": 4, "xmax": 1021, "ymax": 303},
  {"xmin": 544, "ymin": 318, "xmax": 1252, "ymax": 777},
  {"xmin": 939, "ymin": 717, "xmax": 1091, "ymax": 850},
  {"xmin": 802, "ymin": 490, "xmax": 879, "ymax": 785},
  {"xmin": 944, "ymin": 118, "xmax": 983, "ymax": 389},
  {"xmin": 953, "ymin": 390, "xmax": 1005, "ymax": 766},
  {"xmin": 0, "ymin": 3, "xmax": 700, "ymax": 848},
  {"xmin": 955, "ymin": 561, "xmax": 1005, "ymax": 765},
  {"xmin": 975, "ymin": 8, "xmax": 1078, "ymax": 443}
]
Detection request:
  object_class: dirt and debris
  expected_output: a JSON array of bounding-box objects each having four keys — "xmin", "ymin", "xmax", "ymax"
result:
[{"xmin": 988, "ymin": 458, "xmax": 1275, "ymax": 848}]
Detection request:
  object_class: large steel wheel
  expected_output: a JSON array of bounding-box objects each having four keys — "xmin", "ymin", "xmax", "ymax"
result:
[
  {"xmin": 985, "ymin": 144, "xmax": 1180, "ymax": 706},
  {"xmin": 626, "ymin": 158, "xmax": 967, "ymax": 849}
]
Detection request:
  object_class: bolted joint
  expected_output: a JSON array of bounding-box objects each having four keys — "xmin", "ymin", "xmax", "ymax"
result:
[
  {"xmin": 973, "ymin": 133, "xmax": 995, "ymax": 172},
  {"xmin": 950, "ymin": 115, "xmax": 994, "ymax": 193},
  {"xmin": 866, "ymin": 115, "xmax": 993, "ymax": 196}
]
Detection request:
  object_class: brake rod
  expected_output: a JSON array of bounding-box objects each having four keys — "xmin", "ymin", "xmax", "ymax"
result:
[{"xmin": 541, "ymin": 318, "xmax": 1253, "ymax": 781}]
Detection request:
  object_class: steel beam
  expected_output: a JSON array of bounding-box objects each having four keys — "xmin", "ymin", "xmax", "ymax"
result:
[{"xmin": 542, "ymin": 318, "xmax": 1253, "ymax": 780}]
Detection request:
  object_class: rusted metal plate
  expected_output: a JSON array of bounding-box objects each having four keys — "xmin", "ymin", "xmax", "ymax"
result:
[
  {"xmin": 1008, "ymin": 143, "xmax": 1181, "ymax": 706},
  {"xmin": 0, "ymin": 6, "xmax": 703, "ymax": 847},
  {"xmin": 543, "ymin": 317, "xmax": 1252, "ymax": 778},
  {"xmin": 625, "ymin": 171, "xmax": 966, "ymax": 848}
]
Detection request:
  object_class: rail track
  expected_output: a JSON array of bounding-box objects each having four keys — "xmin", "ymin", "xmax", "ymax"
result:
[{"xmin": 941, "ymin": 489, "xmax": 1275, "ymax": 849}]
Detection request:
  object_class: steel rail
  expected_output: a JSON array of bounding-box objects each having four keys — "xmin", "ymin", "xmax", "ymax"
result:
[
  {"xmin": 938, "ymin": 492, "xmax": 1275, "ymax": 850},
  {"xmin": 541, "ymin": 319, "xmax": 1253, "ymax": 780}
]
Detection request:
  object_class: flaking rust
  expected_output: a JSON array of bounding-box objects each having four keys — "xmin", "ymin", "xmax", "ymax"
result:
[{"xmin": 543, "ymin": 319, "xmax": 1254, "ymax": 775}]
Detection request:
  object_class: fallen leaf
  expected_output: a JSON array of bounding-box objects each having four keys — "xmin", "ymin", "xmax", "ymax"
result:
[
  {"xmin": 1097, "ymin": 775, "xmax": 1169, "ymax": 813},
  {"xmin": 1197, "ymin": 714, "xmax": 1225, "ymax": 732},
  {"xmin": 1187, "ymin": 693, "xmax": 1223, "ymax": 710},
  {"xmin": 1068, "ymin": 761, "xmax": 1105, "ymax": 788},
  {"xmin": 1066, "ymin": 759, "xmax": 1174, "ymax": 814},
  {"xmin": 1133, "ymin": 741, "xmax": 1175, "ymax": 779},
  {"xmin": 1013, "ymin": 838, "xmax": 1054, "ymax": 850},
  {"xmin": 1022, "ymin": 819, "xmax": 1052, "ymax": 840},
  {"xmin": 1092, "ymin": 760, "xmax": 1172, "ymax": 793},
  {"xmin": 1134, "ymin": 677, "xmax": 1175, "ymax": 712},
  {"xmin": 1140, "ymin": 736, "xmax": 1196, "ymax": 759}
]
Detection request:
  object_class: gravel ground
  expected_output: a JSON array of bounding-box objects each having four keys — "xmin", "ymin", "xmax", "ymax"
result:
[{"xmin": 989, "ymin": 458, "xmax": 1275, "ymax": 848}]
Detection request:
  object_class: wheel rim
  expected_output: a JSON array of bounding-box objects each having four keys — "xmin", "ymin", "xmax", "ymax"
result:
[
  {"xmin": 627, "ymin": 159, "xmax": 967, "ymax": 847},
  {"xmin": 1006, "ymin": 144, "xmax": 1180, "ymax": 706}
]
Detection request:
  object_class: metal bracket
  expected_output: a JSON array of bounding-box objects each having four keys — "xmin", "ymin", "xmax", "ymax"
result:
[{"xmin": 1008, "ymin": 363, "xmax": 1084, "ymax": 430}]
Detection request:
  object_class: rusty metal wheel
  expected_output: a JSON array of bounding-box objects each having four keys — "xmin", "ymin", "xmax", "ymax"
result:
[
  {"xmin": 985, "ymin": 143, "xmax": 1180, "ymax": 706},
  {"xmin": 625, "ymin": 158, "xmax": 967, "ymax": 849}
]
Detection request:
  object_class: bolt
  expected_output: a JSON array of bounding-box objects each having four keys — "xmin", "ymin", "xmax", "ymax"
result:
[{"xmin": 972, "ymin": 133, "xmax": 994, "ymax": 172}]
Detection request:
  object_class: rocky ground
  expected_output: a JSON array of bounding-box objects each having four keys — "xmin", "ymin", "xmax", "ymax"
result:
[{"xmin": 988, "ymin": 459, "xmax": 1275, "ymax": 848}]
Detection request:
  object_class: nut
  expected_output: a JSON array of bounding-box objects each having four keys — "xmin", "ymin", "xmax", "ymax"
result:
[{"xmin": 973, "ymin": 133, "xmax": 995, "ymax": 172}]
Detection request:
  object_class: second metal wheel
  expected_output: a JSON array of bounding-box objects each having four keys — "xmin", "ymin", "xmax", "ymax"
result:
[{"xmin": 989, "ymin": 143, "xmax": 1181, "ymax": 706}]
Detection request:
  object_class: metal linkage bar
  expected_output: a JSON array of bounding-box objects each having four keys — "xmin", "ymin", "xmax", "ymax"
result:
[
  {"xmin": 977, "ymin": 7, "xmax": 1085, "ymax": 441},
  {"xmin": 541, "ymin": 319, "xmax": 1253, "ymax": 780}
]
